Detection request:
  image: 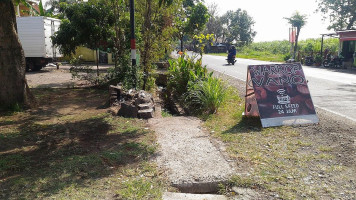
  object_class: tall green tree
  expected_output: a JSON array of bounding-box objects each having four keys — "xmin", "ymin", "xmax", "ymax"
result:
[
  {"xmin": 52, "ymin": 0, "xmax": 115, "ymax": 75},
  {"xmin": 136, "ymin": 0, "xmax": 177, "ymax": 90},
  {"xmin": 317, "ymin": 0, "xmax": 356, "ymax": 30},
  {"xmin": 45, "ymin": 0, "xmax": 76, "ymax": 16},
  {"xmin": 219, "ymin": 9, "xmax": 256, "ymax": 45},
  {"xmin": 285, "ymin": 11, "xmax": 307, "ymax": 59},
  {"xmin": 176, "ymin": 0, "xmax": 209, "ymax": 52},
  {"xmin": 0, "ymin": 0, "xmax": 35, "ymax": 111},
  {"xmin": 111, "ymin": 0, "xmax": 130, "ymax": 66}
]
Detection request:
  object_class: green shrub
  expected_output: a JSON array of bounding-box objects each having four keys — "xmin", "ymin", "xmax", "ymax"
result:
[
  {"xmin": 283, "ymin": 54, "xmax": 291, "ymax": 61},
  {"xmin": 167, "ymin": 56, "xmax": 228, "ymax": 115},
  {"xmin": 314, "ymin": 54, "xmax": 322, "ymax": 64},
  {"xmin": 184, "ymin": 76, "xmax": 227, "ymax": 114},
  {"xmin": 167, "ymin": 56, "xmax": 211, "ymax": 97}
]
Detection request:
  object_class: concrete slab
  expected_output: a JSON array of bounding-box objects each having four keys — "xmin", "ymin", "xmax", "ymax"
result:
[
  {"xmin": 163, "ymin": 192, "xmax": 227, "ymax": 200},
  {"xmin": 149, "ymin": 117, "xmax": 235, "ymax": 193}
]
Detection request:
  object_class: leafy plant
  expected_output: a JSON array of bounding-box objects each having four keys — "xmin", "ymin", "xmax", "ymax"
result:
[
  {"xmin": 283, "ymin": 53, "xmax": 291, "ymax": 62},
  {"xmin": 176, "ymin": 1, "xmax": 209, "ymax": 52},
  {"xmin": 167, "ymin": 55, "xmax": 210, "ymax": 97},
  {"xmin": 314, "ymin": 54, "xmax": 322, "ymax": 64},
  {"xmin": 167, "ymin": 56, "xmax": 227, "ymax": 115},
  {"xmin": 184, "ymin": 76, "xmax": 227, "ymax": 115}
]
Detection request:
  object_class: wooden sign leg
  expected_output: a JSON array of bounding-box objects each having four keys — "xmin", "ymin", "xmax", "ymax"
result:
[{"xmin": 244, "ymin": 69, "xmax": 260, "ymax": 117}]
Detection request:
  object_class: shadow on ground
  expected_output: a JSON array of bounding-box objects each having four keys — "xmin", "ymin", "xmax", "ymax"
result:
[
  {"xmin": 222, "ymin": 116, "xmax": 262, "ymax": 134},
  {"xmin": 0, "ymin": 88, "xmax": 153, "ymax": 199}
]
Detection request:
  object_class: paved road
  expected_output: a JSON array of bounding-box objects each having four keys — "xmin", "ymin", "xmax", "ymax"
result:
[{"xmin": 200, "ymin": 54, "xmax": 356, "ymax": 122}]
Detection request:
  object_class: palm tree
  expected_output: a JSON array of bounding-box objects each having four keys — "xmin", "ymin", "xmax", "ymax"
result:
[{"xmin": 285, "ymin": 11, "xmax": 307, "ymax": 59}]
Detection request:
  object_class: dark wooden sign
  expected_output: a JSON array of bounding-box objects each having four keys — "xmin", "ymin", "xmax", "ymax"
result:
[{"xmin": 244, "ymin": 63, "xmax": 319, "ymax": 127}]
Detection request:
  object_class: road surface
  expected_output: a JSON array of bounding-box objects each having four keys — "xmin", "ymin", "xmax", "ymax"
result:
[{"xmin": 200, "ymin": 54, "xmax": 356, "ymax": 122}]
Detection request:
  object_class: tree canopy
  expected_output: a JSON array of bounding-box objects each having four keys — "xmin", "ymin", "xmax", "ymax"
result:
[
  {"xmin": 52, "ymin": 0, "xmax": 115, "ymax": 56},
  {"xmin": 176, "ymin": 0, "xmax": 209, "ymax": 51},
  {"xmin": 285, "ymin": 11, "xmax": 307, "ymax": 59},
  {"xmin": 317, "ymin": 0, "xmax": 356, "ymax": 30},
  {"xmin": 220, "ymin": 9, "xmax": 256, "ymax": 45}
]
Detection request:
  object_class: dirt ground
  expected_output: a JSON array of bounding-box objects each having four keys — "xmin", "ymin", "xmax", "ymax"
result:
[
  {"xmin": 24, "ymin": 66, "xmax": 356, "ymax": 199},
  {"xmin": 212, "ymin": 71, "xmax": 356, "ymax": 199},
  {"xmin": 26, "ymin": 64, "xmax": 113, "ymax": 88},
  {"xmin": 2, "ymin": 67, "xmax": 164, "ymax": 199}
]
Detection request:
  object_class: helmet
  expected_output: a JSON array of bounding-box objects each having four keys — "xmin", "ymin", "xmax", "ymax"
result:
[{"xmin": 232, "ymin": 45, "xmax": 236, "ymax": 49}]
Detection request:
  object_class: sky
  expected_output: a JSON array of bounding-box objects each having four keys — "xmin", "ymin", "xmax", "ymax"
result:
[{"xmin": 204, "ymin": 0, "xmax": 332, "ymax": 42}]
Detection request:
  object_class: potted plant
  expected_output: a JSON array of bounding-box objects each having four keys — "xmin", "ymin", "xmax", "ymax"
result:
[{"xmin": 314, "ymin": 54, "xmax": 322, "ymax": 66}]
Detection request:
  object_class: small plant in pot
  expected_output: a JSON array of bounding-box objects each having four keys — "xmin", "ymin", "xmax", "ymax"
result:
[{"xmin": 314, "ymin": 54, "xmax": 322, "ymax": 66}]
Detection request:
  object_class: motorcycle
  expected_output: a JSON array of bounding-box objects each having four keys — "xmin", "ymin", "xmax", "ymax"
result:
[
  {"xmin": 227, "ymin": 55, "xmax": 236, "ymax": 65},
  {"xmin": 323, "ymin": 54, "xmax": 345, "ymax": 69},
  {"xmin": 304, "ymin": 56, "xmax": 314, "ymax": 66}
]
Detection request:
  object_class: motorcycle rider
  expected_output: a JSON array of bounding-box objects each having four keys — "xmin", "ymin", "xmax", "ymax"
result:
[{"xmin": 228, "ymin": 45, "xmax": 236, "ymax": 61}]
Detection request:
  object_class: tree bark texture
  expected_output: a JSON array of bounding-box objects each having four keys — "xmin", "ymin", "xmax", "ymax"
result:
[{"xmin": 0, "ymin": 0, "xmax": 32, "ymax": 110}]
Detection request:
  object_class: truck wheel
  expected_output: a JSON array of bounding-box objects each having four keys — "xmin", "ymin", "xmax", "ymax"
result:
[
  {"xmin": 26, "ymin": 61, "xmax": 34, "ymax": 71},
  {"xmin": 33, "ymin": 65, "xmax": 42, "ymax": 71}
]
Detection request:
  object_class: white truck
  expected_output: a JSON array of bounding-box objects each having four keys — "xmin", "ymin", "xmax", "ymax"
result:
[{"xmin": 16, "ymin": 16, "xmax": 62, "ymax": 71}]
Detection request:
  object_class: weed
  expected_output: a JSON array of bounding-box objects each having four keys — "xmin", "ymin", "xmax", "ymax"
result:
[
  {"xmin": 161, "ymin": 109, "xmax": 173, "ymax": 117},
  {"xmin": 184, "ymin": 76, "xmax": 227, "ymax": 114},
  {"xmin": 0, "ymin": 154, "xmax": 29, "ymax": 174},
  {"xmin": 318, "ymin": 145, "xmax": 333, "ymax": 152}
]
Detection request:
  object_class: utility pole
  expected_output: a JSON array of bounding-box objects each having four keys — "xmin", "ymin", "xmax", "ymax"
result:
[
  {"xmin": 130, "ymin": 0, "xmax": 136, "ymax": 66},
  {"xmin": 129, "ymin": 0, "xmax": 137, "ymax": 87}
]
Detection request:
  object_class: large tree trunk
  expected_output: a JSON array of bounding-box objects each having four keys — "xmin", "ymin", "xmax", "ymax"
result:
[{"xmin": 0, "ymin": 0, "xmax": 34, "ymax": 110}]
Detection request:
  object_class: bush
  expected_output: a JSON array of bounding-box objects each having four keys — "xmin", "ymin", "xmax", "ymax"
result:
[
  {"xmin": 167, "ymin": 56, "xmax": 210, "ymax": 97},
  {"xmin": 283, "ymin": 54, "xmax": 291, "ymax": 62},
  {"xmin": 314, "ymin": 54, "xmax": 322, "ymax": 64},
  {"xmin": 184, "ymin": 76, "xmax": 227, "ymax": 114},
  {"xmin": 167, "ymin": 55, "xmax": 227, "ymax": 115}
]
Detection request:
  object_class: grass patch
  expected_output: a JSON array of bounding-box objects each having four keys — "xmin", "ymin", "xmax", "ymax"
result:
[
  {"xmin": 0, "ymin": 88, "xmax": 169, "ymax": 199},
  {"xmin": 204, "ymin": 87, "xmax": 349, "ymax": 199},
  {"xmin": 207, "ymin": 52, "xmax": 285, "ymax": 62},
  {"xmin": 161, "ymin": 109, "xmax": 173, "ymax": 117}
]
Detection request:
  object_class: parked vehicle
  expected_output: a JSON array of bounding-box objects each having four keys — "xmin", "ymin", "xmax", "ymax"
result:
[
  {"xmin": 304, "ymin": 56, "xmax": 314, "ymax": 66},
  {"xmin": 16, "ymin": 16, "xmax": 62, "ymax": 71},
  {"xmin": 323, "ymin": 53, "xmax": 345, "ymax": 69}
]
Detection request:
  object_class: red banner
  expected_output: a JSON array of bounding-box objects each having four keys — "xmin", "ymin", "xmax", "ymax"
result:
[{"xmin": 289, "ymin": 28, "xmax": 296, "ymax": 43}]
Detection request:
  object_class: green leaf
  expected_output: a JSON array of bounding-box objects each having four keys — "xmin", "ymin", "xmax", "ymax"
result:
[{"xmin": 39, "ymin": 0, "xmax": 45, "ymax": 16}]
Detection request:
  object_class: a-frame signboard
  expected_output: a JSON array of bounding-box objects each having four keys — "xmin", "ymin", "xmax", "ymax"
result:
[{"xmin": 244, "ymin": 63, "xmax": 319, "ymax": 127}]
